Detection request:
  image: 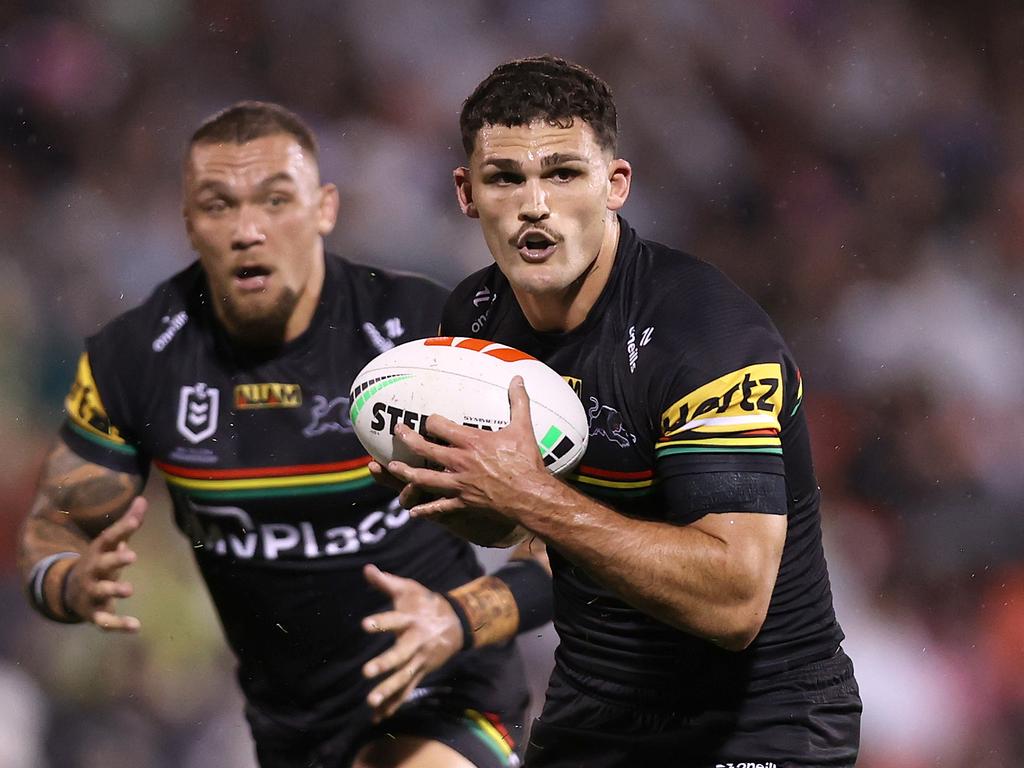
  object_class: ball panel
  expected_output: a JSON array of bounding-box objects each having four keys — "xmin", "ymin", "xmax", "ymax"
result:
[{"xmin": 350, "ymin": 337, "xmax": 588, "ymax": 476}]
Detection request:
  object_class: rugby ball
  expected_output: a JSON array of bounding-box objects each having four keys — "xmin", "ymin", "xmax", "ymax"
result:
[{"xmin": 349, "ymin": 337, "xmax": 588, "ymax": 477}]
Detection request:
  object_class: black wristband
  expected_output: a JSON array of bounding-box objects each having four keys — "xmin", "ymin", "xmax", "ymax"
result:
[
  {"xmin": 440, "ymin": 591, "xmax": 474, "ymax": 651},
  {"xmin": 492, "ymin": 557, "xmax": 553, "ymax": 633},
  {"xmin": 26, "ymin": 552, "xmax": 83, "ymax": 624}
]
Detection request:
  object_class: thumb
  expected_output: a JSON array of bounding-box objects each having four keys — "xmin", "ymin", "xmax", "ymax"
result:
[
  {"xmin": 363, "ymin": 564, "xmax": 408, "ymax": 597},
  {"xmin": 508, "ymin": 375, "xmax": 533, "ymax": 423}
]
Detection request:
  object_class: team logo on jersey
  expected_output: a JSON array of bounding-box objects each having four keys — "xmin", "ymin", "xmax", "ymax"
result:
[
  {"xmin": 660, "ymin": 363, "xmax": 783, "ymax": 436},
  {"xmin": 152, "ymin": 311, "xmax": 188, "ymax": 352},
  {"xmin": 234, "ymin": 383, "xmax": 302, "ymax": 409},
  {"xmin": 626, "ymin": 325, "xmax": 654, "ymax": 373},
  {"xmin": 65, "ymin": 353, "xmax": 128, "ymax": 445},
  {"xmin": 177, "ymin": 383, "xmax": 219, "ymax": 444},
  {"xmin": 362, "ymin": 317, "xmax": 406, "ymax": 354},
  {"xmin": 303, "ymin": 394, "xmax": 354, "ymax": 436},
  {"xmin": 587, "ymin": 397, "xmax": 637, "ymax": 448}
]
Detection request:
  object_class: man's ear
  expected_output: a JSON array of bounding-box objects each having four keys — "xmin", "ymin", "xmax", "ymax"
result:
[
  {"xmin": 318, "ymin": 183, "xmax": 340, "ymax": 236},
  {"xmin": 606, "ymin": 159, "xmax": 632, "ymax": 212},
  {"xmin": 453, "ymin": 167, "xmax": 478, "ymax": 218}
]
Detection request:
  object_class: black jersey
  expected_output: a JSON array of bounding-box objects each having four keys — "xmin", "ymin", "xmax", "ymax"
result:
[
  {"xmin": 60, "ymin": 254, "xmax": 505, "ymax": 739},
  {"xmin": 441, "ymin": 219, "xmax": 844, "ymax": 705}
]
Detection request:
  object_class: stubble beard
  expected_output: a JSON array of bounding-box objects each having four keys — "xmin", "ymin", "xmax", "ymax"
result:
[{"xmin": 219, "ymin": 287, "xmax": 299, "ymax": 353}]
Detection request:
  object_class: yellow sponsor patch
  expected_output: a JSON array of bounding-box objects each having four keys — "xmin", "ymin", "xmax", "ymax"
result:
[
  {"xmin": 65, "ymin": 353, "xmax": 126, "ymax": 443},
  {"xmin": 562, "ymin": 376, "xmax": 583, "ymax": 398},
  {"xmin": 234, "ymin": 383, "xmax": 302, "ymax": 409},
  {"xmin": 661, "ymin": 363, "xmax": 783, "ymax": 436}
]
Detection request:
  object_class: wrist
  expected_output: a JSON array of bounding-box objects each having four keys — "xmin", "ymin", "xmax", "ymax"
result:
[
  {"xmin": 445, "ymin": 575, "xmax": 519, "ymax": 649},
  {"xmin": 439, "ymin": 592, "xmax": 474, "ymax": 651},
  {"xmin": 27, "ymin": 552, "xmax": 82, "ymax": 624}
]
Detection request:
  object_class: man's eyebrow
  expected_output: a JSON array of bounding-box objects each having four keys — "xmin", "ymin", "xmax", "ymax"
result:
[
  {"xmin": 480, "ymin": 158, "xmax": 523, "ymax": 172},
  {"xmin": 541, "ymin": 152, "xmax": 585, "ymax": 168},
  {"xmin": 191, "ymin": 172, "xmax": 298, "ymax": 195}
]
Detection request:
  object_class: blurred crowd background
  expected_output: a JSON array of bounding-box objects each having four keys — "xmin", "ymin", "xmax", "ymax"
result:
[{"xmin": 1, "ymin": 1, "xmax": 1022, "ymax": 766}]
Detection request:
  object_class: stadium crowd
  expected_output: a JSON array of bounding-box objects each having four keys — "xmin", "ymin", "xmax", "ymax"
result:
[{"xmin": 1, "ymin": 1, "xmax": 1021, "ymax": 765}]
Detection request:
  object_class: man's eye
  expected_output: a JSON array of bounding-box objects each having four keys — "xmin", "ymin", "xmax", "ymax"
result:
[
  {"xmin": 201, "ymin": 199, "xmax": 228, "ymax": 213},
  {"xmin": 550, "ymin": 168, "xmax": 580, "ymax": 182},
  {"xmin": 268, "ymin": 194, "xmax": 290, "ymax": 207},
  {"xmin": 488, "ymin": 173, "xmax": 520, "ymax": 186}
]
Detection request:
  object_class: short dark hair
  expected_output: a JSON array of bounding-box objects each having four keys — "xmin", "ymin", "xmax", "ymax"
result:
[
  {"xmin": 189, "ymin": 100, "xmax": 319, "ymax": 159},
  {"xmin": 460, "ymin": 55, "xmax": 618, "ymax": 156}
]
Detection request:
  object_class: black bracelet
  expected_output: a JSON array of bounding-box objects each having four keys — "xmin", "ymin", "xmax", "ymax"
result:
[
  {"xmin": 439, "ymin": 592, "xmax": 474, "ymax": 651},
  {"xmin": 491, "ymin": 558, "xmax": 553, "ymax": 633},
  {"xmin": 26, "ymin": 552, "xmax": 83, "ymax": 624}
]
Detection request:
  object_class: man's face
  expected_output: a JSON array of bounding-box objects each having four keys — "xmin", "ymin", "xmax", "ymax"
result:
[
  {"xmin": 183, "ymin": 134, "xmax": 338, "ymax": 346},
  {"xmin": 455, "ymin": 120, "xmax": 630, "ymax": 298}
]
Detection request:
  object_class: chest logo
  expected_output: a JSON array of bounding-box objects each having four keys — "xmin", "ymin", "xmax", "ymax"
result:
[
  {"xmin": 303, "ymin": 395, "xmax": 354, "ymax": 437},
  {"xmin": 234, "ymin": 383, "xmax": 302, "ymax": 409},
  {"xmin": 177, "ymin": 383, "xmax": 219, "ymax": 444},
  {"xmin": 587, "ymin": 397, "xmax": 637, "ymax": 448}
]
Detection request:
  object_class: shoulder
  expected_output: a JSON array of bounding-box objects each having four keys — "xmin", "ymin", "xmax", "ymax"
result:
[
  {"xmin": 440, "ymin": 265, "xmax": 503, "ymax": 334},
  {"xmin": 328, "ymin": 253, "xmax": 449, "ymax": 304},
  {"xmin": 87, "ymin": 262, "xmax": 203, "ymax": 359},
  {"xmin": 634, "ymin": 238, "xmax": 786, "ymax": 369}
]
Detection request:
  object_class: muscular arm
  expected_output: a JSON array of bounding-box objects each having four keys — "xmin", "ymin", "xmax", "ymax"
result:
[
  {"xmin": 390, "ymin": 378, "xmax": 785, "ymax": 651},
  {"xmin": 18, "ymin": 438, "xmax": 145, "ymax": 626},
  {"xmin": 499, "ymin": 472, "xmax": 784, "ymax": 651}
]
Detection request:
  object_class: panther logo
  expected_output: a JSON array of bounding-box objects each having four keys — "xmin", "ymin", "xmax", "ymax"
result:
[{"xmin": 587, "ymin": 397, "xmax": 637, "ymax": 448}]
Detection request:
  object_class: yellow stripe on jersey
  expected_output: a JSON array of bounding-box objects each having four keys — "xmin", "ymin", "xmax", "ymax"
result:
[
  {"xmin": 660, "ymin": 363, "xmax": 783, "ymax": 438},
  {"xmin": 64, "ymin": 353, "xmax": 127, "ymax": 445}
]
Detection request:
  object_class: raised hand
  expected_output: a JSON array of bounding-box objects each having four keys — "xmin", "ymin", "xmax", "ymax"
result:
[
  {"xmin": 64, "ymin": 496, "xmax": 147, "ymax": 632},
  {"xmin": 360, "ymin": 564, "xmax": 464, "ymax": 722}
]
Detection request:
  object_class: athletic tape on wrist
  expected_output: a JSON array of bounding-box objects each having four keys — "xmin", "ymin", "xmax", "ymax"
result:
[{"xmin": 27, "ymin": 552, "xmax": 82, "ymax": 624}]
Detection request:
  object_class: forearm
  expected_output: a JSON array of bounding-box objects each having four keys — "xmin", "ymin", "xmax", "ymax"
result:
[
  {"xmin": 445, "ymin": 539, "xmax": 553, "ymax": 648},
  {"xmin": 19, "ymin": 441, "xmax": 141, "ymax": 621},
  {"xmin": 511, "ymin": 473, "xmax": 775, "ymax": 650}
]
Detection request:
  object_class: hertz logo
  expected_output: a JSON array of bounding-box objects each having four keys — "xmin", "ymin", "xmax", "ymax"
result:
[
  {"xmin": 661, "ymin": 363, "xmax": 783, "ymax": 436},
  {"xmin": 235, "ymin": 383, "xmax": 302, "ymax": 409}
]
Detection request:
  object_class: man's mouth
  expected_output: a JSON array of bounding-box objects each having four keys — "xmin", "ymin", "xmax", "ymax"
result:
[
  {"xmin": 233, "ymin": 264, "xmax": 272, "ymax": 291},
  {"xmin": 516, "ymin": 230, "xmax": 558, "ymax": 262}
]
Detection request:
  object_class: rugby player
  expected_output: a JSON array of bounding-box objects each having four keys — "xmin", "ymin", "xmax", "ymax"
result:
[
  {"xmin": 380, "ymin": 56, "xmax": 862, "ymax": 767},
  {"xmin": 17, "ymin": 101, "xmax": 551, "ymax": 768}
]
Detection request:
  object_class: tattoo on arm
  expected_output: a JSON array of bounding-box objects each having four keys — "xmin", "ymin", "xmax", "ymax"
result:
[
  {"xmin": 448, "ymin": 576, "xmax": 520, "ymax": 648},
  {"xmin": 19, "ymin": 440, "xmax": 142, "ymax": 576}
]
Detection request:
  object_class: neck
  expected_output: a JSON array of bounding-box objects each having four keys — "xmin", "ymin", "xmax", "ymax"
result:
[
  {"xmin": 516, "ymin": 215, "xmax": 620, "ymax": 333},
  {"xmin": 284, "ymin": 246, "xmax": 326, "ymax": 342}
]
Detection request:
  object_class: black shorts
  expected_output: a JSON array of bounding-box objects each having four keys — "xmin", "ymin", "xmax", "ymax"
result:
[
  {"xmin": 525, "ymin": 648, "xmax": 861, "ymax": 768},
  {"xmin": 251, "ymin": 643, "xmax": 529, "ymax": 768}
]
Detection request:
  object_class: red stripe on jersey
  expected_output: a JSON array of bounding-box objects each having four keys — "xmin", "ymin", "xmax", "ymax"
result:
[{"xmin": 154, "ymin": 456, "xmax": 371, "ymax": 479}]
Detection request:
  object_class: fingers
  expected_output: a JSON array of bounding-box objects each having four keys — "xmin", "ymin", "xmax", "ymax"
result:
[
  {"xmin": 394, "ymin": 423, "xmax": 459, "ymax": 466},
  {"xmin": 362, "ymin": 636, "xmax": 418, "ymax": 680},
  {"xmin": 92, "ymin": 610, "xmax": 141, "ymax": 633},
  {"xmin": 388, "ymin": 460, "xmax": 461, "ymax": 498},
  {"xmin": 362, "ymin": 610, "xmax": 413, "ymax": 636},
  {"xmin": 366, "ymin": 663, "xmax": 424, "ymax": 721},
  {"xmin": 95, "ymin": 497, "xmax": 147, "ymax": 551},
  {"xmin": 362, "ymin": 564, "xmax": 411, "ymax": 598},
  {"xmin": 408, "ymin": 495, "xmax": 466, "ymax": 520}
]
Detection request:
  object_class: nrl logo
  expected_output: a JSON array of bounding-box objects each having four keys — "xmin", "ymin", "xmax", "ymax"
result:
[{"xmin": 177, "ymin": 383, "xmax": 219, "ymax": 444}]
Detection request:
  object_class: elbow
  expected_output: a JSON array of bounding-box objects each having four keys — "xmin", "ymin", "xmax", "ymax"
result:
[{"xmin": 714, "ymin": 600, "xmax": 769, "ymax": 652}]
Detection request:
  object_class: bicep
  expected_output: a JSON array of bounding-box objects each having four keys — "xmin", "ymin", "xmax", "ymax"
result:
[
  {"xmin": 688, "ymin": 511, "xmax": 786, "ymax": 592},
  {"xmin": 30, "ymin": 437, "xmax": 144, "ymax": 536}
]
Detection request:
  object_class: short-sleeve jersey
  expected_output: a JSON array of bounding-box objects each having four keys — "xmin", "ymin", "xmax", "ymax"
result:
[
  {"xmin": 61, "ymin": 254, "xmax": 506, "ymax": 738},
  {"xmin": 441, "ymin": 219, "xmax": 844, "ymax": 704}
]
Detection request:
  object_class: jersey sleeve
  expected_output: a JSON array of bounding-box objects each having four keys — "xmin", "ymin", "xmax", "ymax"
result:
[
  {"xmin": 649, "ymin": 287, "xmax": 800, "ymax": 522},
  {"xmin": 59, "ymin": 349, "xmax": 148, "ymax": 477}
]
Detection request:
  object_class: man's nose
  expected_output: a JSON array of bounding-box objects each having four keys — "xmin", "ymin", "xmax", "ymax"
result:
[
  {"xmin": 231, "ymin": 205, "xmax": 267, "ymax": 250},
  {"xmin": 518, "ymin": 179, "xmax": 550, "ymax": 221}
]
